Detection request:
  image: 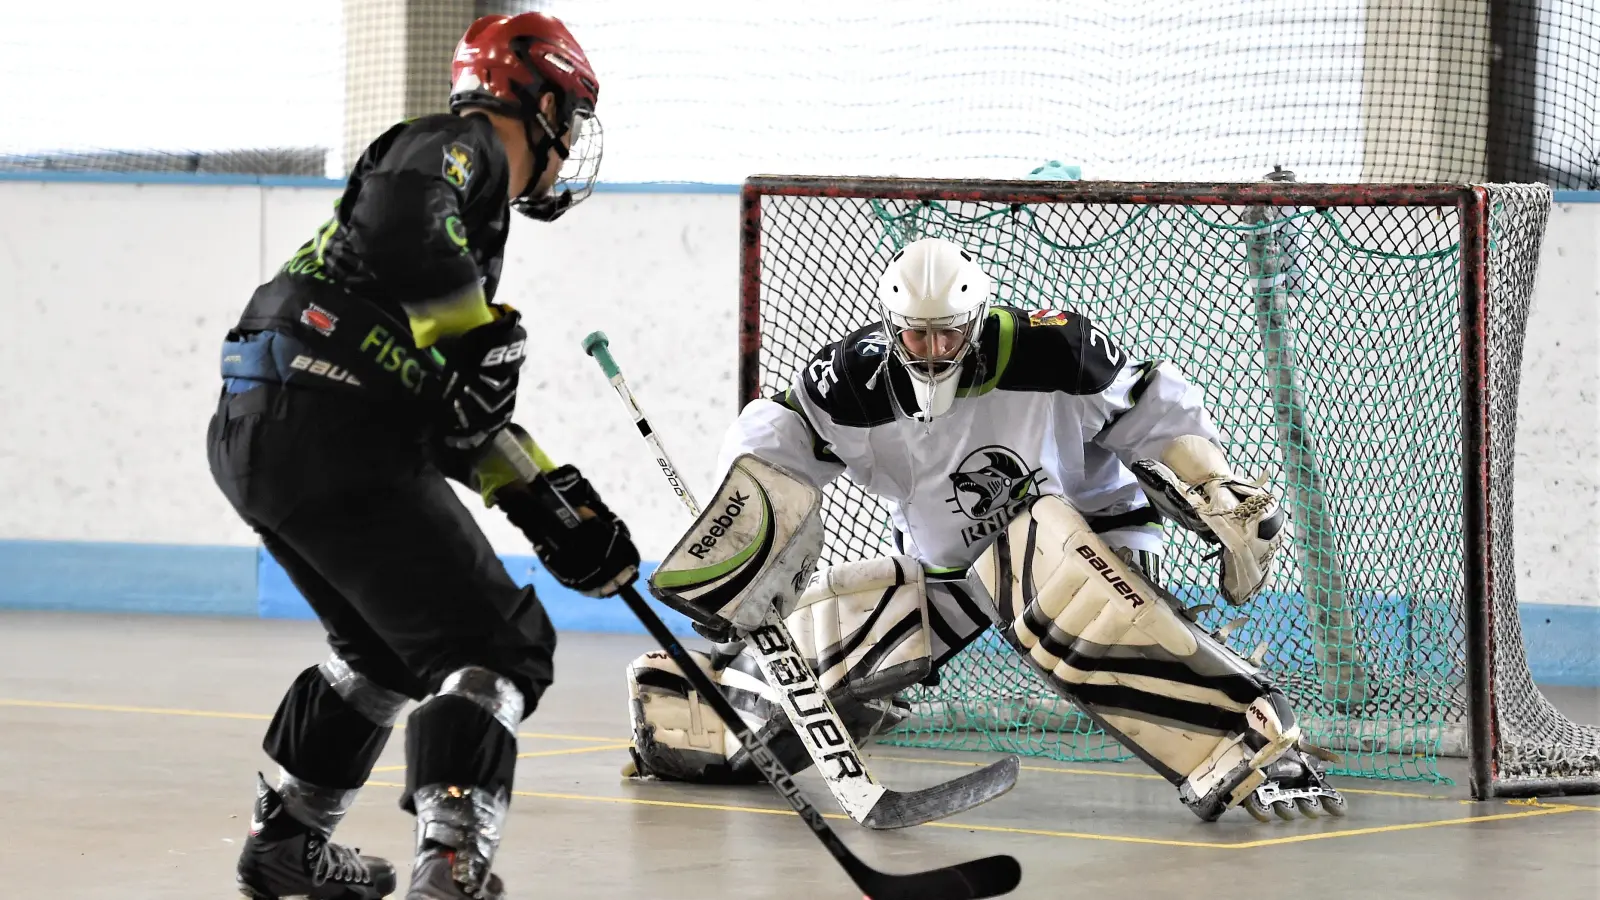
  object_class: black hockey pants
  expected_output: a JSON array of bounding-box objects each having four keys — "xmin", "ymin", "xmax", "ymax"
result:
[{"xmin": 207, "ymin": 381, "xmax": 555, "ymax": 807}]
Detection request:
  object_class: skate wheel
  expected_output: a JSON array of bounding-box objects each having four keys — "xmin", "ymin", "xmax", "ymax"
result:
[
  {"xmin": 1320, "ymin": 793, "xmax": 1347, "ymax": 817},
  {"xmin": 1271, "ymin": 799, "xmax": 1297, "ymax": 821},
  {"xmin": 1294, "ymin": 797, "xmax": 1320, "ymax": 818},
  {"xmin": 1242, "ymin": 794, "xmax": 1273, "ymax": 823}
]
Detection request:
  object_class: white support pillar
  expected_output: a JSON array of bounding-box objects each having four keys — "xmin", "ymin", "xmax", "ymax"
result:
[
  {"xmin": 341, "ymin": 1, "xmax": 536, "ymax": 175},
  {"xmin": 1361, "ymin": 0, "xmax": 1492, "ymax": 182}
]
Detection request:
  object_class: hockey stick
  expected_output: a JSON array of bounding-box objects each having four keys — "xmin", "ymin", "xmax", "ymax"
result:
[
  {"xmin": 581, "ymin": 331, "xmax": 1018, "ymax": 830},
  {"xmin": 489, "ymin": 429, "xmax": 1022, "ymax": 900}
]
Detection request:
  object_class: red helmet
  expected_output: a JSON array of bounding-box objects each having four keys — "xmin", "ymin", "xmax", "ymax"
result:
[{"xmin": 450, "ymin": 13, "xmax": 602, "ymax": 221}]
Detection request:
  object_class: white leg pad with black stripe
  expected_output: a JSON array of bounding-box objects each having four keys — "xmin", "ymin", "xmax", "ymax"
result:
[
  {"xmin": 786, "ymin": 556, "xmax": 931, "ymax": 701},
  {"xmin": 626, "ymin": 649, "xmax": 775, "ymax": 783},
  {"xmin": 974, "ymin": 495, "xmax": 1301, "ymax": 821}
]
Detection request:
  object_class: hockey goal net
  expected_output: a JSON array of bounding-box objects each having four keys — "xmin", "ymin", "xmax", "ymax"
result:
[{"xmin": 738, "ymin": 176, "xmax": 1598, "ymax": 798}]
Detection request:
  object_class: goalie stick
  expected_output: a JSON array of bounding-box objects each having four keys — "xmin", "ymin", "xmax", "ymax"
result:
[
  {"xmin": 488, "ymin": 429, "xmax": 1021, "ymax": 900},
  {"xmin": 581, "ymin": 331, "xmax": 1019, "ymax": 829}
]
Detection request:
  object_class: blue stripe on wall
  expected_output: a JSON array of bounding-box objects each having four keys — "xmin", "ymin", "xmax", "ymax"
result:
[
  {"xmin": 0, "ymin": 539, "xmax": 257, "ymax": 616},
  {"xmin": 257, "ymin": 547, "xmax": 697, "ymax": 636},
  {"xmin": 1518, "ymin": 603, "xmax": 1600, "ymax": 687},
  {"xmin": 0, "ymin": 539, "xmax": 1592, "ymax": 684}
]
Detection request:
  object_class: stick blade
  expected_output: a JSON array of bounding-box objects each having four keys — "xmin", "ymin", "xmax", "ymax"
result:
[
  {"xmin": 860, "ymin": 755, "xmax": 1020, "ymax": 830},
  {"xmin": 853, "ymin": 852, "xmax": 1022, "ymax": 900}
]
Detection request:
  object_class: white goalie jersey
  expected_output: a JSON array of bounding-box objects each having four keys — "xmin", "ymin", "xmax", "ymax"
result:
[{"xmin": 718, "ymin": 306, "xmax": 1224, "ymax": 572}]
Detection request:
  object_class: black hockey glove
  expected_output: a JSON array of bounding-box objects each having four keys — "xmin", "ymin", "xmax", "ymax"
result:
[
  {"xmin": 436, "ymin": 308, "xmax": 527, "ymax": 451},
  {"xmin": 495, "ymin": 465, "xmax": 641, "ymax": 597}
]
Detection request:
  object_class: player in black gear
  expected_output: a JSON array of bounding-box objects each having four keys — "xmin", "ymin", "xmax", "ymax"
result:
[{"xmin": 209, "ymin": 13, "xmax": 634, "ymax": 900}]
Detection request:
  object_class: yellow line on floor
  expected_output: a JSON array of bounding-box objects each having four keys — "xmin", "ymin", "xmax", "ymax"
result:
[
  {"xmin": 517, "ymin": 743, "xmax": 633, "ymax": 759},
  {"xmin": 370, "ymin": 743, "xmax": 631, "ymax": 773},
  {"xmin": 360, "ymin": 780, "xmax": 1589, "ymax": 850},
  {"xmin": 364, "ymin": 781, "xmax": 813, "ymax": 819},
  {"xmin": 868, "ymin": 753, "xmax": 1453, "ymax": 800},
  {"xmin": 0, "ymin": 697, "xmax": 1567, "ymax": 813},
  {"xmin": 1220, "ymin": 806, "xmax": 1583, "ymax": 849},
  {"xmin": 0, "ymin": 698, "xmax": 619, "ymax": 743},
  {"xmin": 0, "ymin": 698, "xmax": 271, "ymax": 720}
]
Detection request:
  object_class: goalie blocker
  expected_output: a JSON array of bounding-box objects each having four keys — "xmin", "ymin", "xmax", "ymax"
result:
[{"xmin": 977, "ymin": 494, "xmax": 1300, "ymax": 821}]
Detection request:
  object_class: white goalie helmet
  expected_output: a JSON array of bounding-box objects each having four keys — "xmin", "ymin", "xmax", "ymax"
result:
[{"xmin": 875, "ymin": 238, "xmax": 994, "ymax": 420}]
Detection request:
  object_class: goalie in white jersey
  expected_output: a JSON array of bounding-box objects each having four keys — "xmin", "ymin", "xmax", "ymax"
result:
[{"xmin": 627, "ymin": 238, "xmax": 1346, "ymax": 823}]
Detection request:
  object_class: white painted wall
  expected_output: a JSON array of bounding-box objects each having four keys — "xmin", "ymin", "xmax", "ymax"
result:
[
  {"xmin": 1515, "ymin": 199, "xmax": 1600, "ymax": 608},
  {"xmin": 0, "ymin": 181, "xmax": 739, "ymax": 561},
  {"xmin": 0, "ymin": 182, "xmax": 1594, "ymax": 609}
]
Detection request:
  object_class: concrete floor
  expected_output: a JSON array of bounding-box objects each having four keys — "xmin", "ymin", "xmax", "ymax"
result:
[{"xmin": 2, "ymin": 610, "xmax": 1596, "ymax": 899}]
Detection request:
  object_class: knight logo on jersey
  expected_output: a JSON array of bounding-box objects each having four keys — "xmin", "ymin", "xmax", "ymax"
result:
[
  {"xmin": 855, "ymin": 330, "xmax": 890, "ymax": 357},
  {"xmin": 1029, "ymin": 309, "xmax": 1070, "ymax": 327},
  {"xmin": 946, "ymin": 446, "xmax": 1046, "ymax": 547},
  {"xmin": 442, "ymin": 143, "xmax": 474, "ymax": 190}
]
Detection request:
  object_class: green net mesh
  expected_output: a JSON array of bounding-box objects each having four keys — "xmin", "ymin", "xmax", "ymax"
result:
[{"xmin": 745, "ymin": 180, "xmax": 1599, "ymax": 789}]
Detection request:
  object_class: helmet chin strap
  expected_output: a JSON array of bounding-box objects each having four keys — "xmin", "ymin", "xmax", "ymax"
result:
[{"xmin": 515, "ymin": 108, "xmax": 571, "ymax": 206}]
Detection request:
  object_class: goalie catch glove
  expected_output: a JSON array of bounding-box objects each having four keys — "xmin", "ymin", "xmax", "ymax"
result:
[
  {"xmin": 1131, "ymin": 435, "xmax": 1287, "ymax": 606},
  {"xmin": 474, "ymin": 425, "xmax": 641, "ymax": 597},
  {"xmin": 435, "ymin": 307, "xmax": 528, "ymax": 451}
]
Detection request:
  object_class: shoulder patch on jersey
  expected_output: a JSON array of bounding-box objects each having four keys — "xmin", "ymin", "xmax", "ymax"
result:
[
  {"xmin": 1028, "ymin": 308, "xmax": 1070, "ymax": 327},
  {"xmin": 999, "ymin": 306, "xmax": 1126, "ymax": 395},
  {"xmin": 442, "ymin": 142, "xmax": 474, "ymax": 191}
]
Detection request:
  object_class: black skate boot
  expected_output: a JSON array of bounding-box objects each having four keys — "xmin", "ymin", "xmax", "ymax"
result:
[
  {"xmin": 237, "ymin": 773, "xmax": 397, "ymax": 899},
  {"xmin": 407, "ymin": 848, "xmax": 506, "ymax": 900},
  {"xmin": 1241, "ymin": 745, "xmax": 1347, "ymax": 821},
  {"xmin": 406, "ymin": 784, "xmax": 510, "ymax": 900}
]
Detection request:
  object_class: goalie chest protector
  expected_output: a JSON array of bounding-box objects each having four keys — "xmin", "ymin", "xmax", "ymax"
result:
[{"xmin": 775, "ymin": 306, "xmax": 1190, "ymax": 571}]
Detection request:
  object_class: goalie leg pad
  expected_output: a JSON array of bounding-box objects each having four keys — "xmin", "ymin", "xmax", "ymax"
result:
[
  {"xmin": 625, "ymin": 649, "xmax": 771, "ymax": 784},
  {"xmin": 787, "ymin": 555, "xmax": 931, "ymax": 700},
  {"xmin": 625, "ymin": 646, "xmax": 906, "ymax": 784},
  {"xmin": 974, "ymin": 495, "xmax": 1301, "ymax": 821}
]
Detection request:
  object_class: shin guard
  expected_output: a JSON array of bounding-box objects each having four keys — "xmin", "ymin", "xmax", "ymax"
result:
[{"xmin": 975, "ymin": 495, "xmax": 1300, "ymax": 821}]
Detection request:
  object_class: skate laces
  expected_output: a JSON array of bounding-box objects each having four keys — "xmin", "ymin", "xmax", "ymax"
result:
[
  {"xmin": 310, "ymin": 837, "xmax": 373, "ymax": 885},
  {"xmin": 1230, "ymin": 492, "xmax": 1271, "ymax": 521}
]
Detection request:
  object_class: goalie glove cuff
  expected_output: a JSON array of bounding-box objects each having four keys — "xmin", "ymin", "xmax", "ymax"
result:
[
  {"xmin": 1130, "ymin": 458, "xmax": 1216, "ymax": 540},
  {"xmin": 1131, "ymin": 450, "xmax": 1288, "ymax": 606}
]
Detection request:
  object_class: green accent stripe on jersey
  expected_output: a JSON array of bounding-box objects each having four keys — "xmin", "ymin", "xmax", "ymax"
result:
[
  {"xmin": 404, "ymin": 284, "xmax": 494, "ymax": 349},
  {"xmin": 958, "ymin": 308, "xmax": 1017, "ymax": 399}
]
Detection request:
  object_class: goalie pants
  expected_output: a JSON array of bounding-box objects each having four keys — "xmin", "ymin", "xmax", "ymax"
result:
[{"xmin": 207, "ymin": 383, "xmax": 556, "ymax": 807}]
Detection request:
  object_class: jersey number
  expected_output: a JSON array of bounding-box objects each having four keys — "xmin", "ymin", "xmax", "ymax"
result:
[
  {"xmin": 1088, "ymin": 326, "xmax": 1122, "ymax": 366},
  {"xmin": 809, "ymin": 354, "xmax": 840, "ymax": 397}
]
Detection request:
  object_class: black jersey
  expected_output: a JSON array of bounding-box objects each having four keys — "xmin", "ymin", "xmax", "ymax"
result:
[
  {"xmin": 273, "ymin": 113, "xmax": 510, "ymax": 316},
  {"xmin": 227, "ymin": 114, "xmax": 516, "ymax": 407}
]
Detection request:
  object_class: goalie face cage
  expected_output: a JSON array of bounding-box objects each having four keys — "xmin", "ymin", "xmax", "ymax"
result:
[{"xmin": 737, "ymin": 176, "xmax": 1599, "ymax": 800}]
